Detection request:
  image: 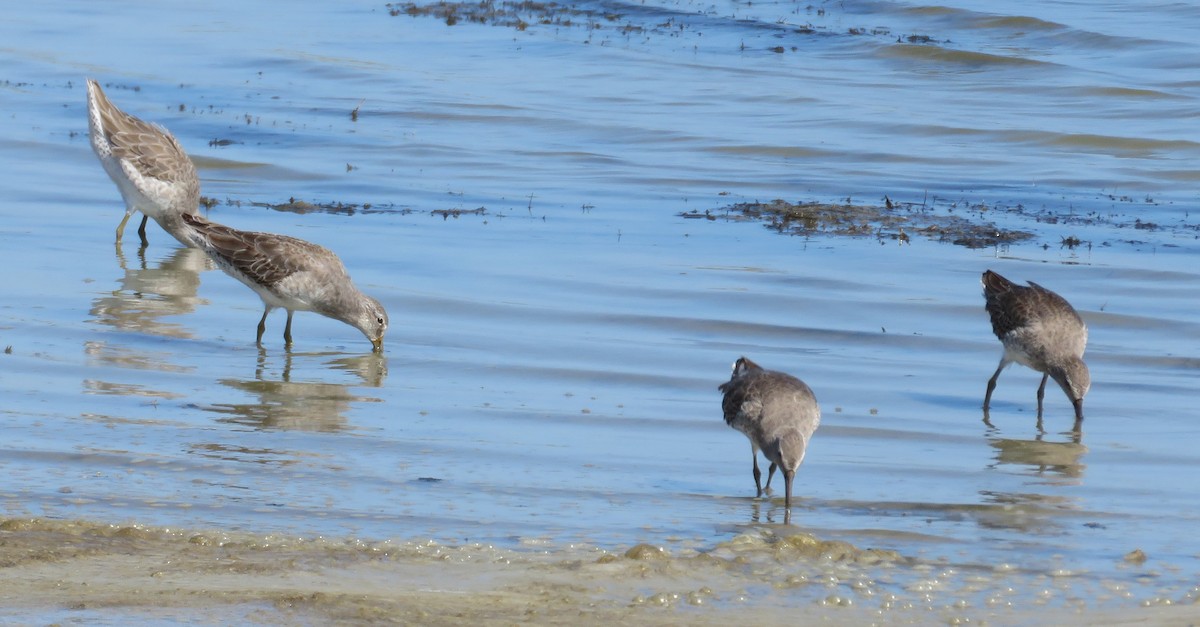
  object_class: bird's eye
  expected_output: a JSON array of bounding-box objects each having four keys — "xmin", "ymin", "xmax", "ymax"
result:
[{"xmin": 377, "ymin": 316, "xmax": 385, "ymax": 325}]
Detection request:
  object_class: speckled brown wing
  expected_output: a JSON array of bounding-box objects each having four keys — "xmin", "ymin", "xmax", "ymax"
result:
[
  {"xmin": 984, "ymin": 271, "xmax": 1081, "ymax": 340},
  {"xmin": 93, "ymin": 87, "xmax": 198, "ymax": 187},
  {"xmin": 183, "ymin": 214, "xmax": 344, "ymax": 288}
]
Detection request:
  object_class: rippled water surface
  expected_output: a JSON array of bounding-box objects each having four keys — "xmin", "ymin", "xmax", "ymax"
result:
[{"xmin": 2, "ymin": 0, "xmax": 1199, "ymax": 623}]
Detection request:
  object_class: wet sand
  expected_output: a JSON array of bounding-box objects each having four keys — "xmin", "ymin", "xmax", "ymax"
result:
[{"xmin": 5, "ymin": 517, "xmax": 1199, "ymax": 625}]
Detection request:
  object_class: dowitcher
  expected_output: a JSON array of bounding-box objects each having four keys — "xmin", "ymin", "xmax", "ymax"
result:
[
  {"xmin": 982, "ymin": 270, "xmax": 1090, "ymax": 427},
  {"xmin": 86, "ymin": 78, "xmax": 200, "ymax": 246},
  {"xmin": 719, "ymin": 357, "xmax": 820, "ymax": 508},
  {"xmin": 181, "ymin": 213, "xmax": 388, "ymax": 351}
]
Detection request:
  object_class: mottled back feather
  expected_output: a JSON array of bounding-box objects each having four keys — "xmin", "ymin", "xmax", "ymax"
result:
[
  {"xmin": 88, "ymin": 80, "xmax": 199, "ymax": 191},
  {"xmin": 182, "ymin": 213, "xmax": 345, "ymax": 289},
  {"xmin": 982, "ymin": 270, "xmax": 1083, "ymax": 341}
]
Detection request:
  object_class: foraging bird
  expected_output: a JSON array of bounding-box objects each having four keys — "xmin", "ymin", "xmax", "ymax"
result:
[
  {"xmin": 86, "ymin": 78, "xmax": 201, "ymax": 246},
  {"xmin": 719, "ymin": 357, "xmax": 820, "ymax": 508},
  {"xmin": 981, "ymin": 270, "xmax": 1090, "ymax": 426},
  {"xmin": 181, "ymin": 213, "xmax": 388, "ymax": 351}
]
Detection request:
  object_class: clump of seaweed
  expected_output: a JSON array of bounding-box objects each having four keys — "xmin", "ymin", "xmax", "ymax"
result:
[{"xmin": 682, "ymin": 197, "xmax": 1035, "ymax": 249}]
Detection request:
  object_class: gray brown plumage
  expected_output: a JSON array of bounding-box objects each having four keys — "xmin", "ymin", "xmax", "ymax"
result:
[
  {"xmin": 86, "ymin": 78, "xmax": 200, "ymax": 246},
  {"xmin": 719, "ymin": 357, "xmax": 820, "ymax": 508},
  {"xmin": 181, "ymin": 213, "xmax": 388, "ymax": 351},
  {"xmin": 982, "ymin": 270, "xmax": 1089, "ymax": 427}
]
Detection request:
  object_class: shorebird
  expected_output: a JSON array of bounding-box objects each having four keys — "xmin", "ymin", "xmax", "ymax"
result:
[
  {"xmin": 181, "ymin": 213, "xmax": 388, "ymax": 351},
  {"xmin": 86, "ymin": 78, "xmax": 200, "ymax": 246},
  {"xmin": 981, "ymin": 270, "xmax": 1090, "ymax": 427},
  {"xmin": 719, "ymin": 357, "xmax": 821, "ymax": 508}
]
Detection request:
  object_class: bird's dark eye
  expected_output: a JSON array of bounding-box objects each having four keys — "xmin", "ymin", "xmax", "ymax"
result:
[{"xmin": 377, "ymin": 316, "xmax": 384, "ymax": 324}]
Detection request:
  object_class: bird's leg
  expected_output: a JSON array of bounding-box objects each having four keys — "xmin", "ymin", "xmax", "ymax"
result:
[
  {"xmin": 1036, "ymin": 373, "xmax": 1048, "ymax": 419},
  {"xmin": 137, "ymin": 215, "xmax": 150, "ymax": 246},
  {"xmin": 751, "ymin": 453, "xmax": 763, "ymax": 498},
  {"xmin": 764, "ymin": 462, "xmax": 778, "ymax": 495},
  {"xmin": 984, "ymin": 360, "xmax": 1006, "ymax": 411},
  {"xmin": 115, "ymin": 211, "xmax": 134, "ymax": 243},
  {"xmin": 256, "ymin": 310, "xmax": 269, "ymax": 346},
  {"xmin": 284, "ymin": 311, "xmax": 295, "ymax": 348}
]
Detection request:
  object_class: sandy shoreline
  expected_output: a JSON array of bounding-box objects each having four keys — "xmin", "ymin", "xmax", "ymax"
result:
[{"xmin": 3, "ymin": 517, "xmax": 1198, "ymax": 625}]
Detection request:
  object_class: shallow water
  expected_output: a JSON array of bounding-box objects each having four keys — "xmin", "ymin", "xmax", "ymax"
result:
[{"xmin": 2, "ymin": 0, "xmax": 1200, "ymax": 623}]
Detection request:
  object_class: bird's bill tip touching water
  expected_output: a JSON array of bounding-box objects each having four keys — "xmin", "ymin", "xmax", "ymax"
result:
[{"xmin": 370, "ymin": 336, "xmax": 384, "ymax": 352}]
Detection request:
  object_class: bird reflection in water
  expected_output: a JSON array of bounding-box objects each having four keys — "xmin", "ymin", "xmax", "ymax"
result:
[
  {"xmin": 202, "ymin": 351, "xmax": 388, "ymax": 432},
  {"xmin": 971, "ymin": 426, "xmax": 1087, "ymax": 533},
  {"xmin": 90, "ymin": 245, "xmax": 213, "ymax": 339},
  {"xmin": 747, "ymin": 499, "xmax": 797, "ymax": 526},
  {"xmin": 83, "ymin": 246, "xmax": 214, "ymax": 398},
  {"xmin": 987, "ymin": 428, "xmax": 1087, "ymax": 482}
]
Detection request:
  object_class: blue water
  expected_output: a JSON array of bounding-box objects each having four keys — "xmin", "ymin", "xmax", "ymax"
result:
[{"xmin": 1, "ymin": 0, "xmax": 1199, "ymax": 621}]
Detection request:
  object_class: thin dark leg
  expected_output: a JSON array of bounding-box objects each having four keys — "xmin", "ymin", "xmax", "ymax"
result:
[
  {"xmin": 751, "ymin": 454, "xmax": 763, "ymax": 497},
  {"xmin": 137, "ymin": 215, "xmax": 149, "ymax": 246},
  {"xmin": 1036, "ymin": 373, "xmax": 1048, "ymax": 419},
  {"xmin": 256, "ymin": 310, "xmax": 269, "ymax": 345},
  {"xmin": 284, "ymin": 311, "xmax": 294, "ymax": 348},
  {"xmin": 984, "ymin": 360, "xmax": 1006, "ymax": 410},
  {"xmin": 764, "ymin": 462, "xmax": 778, "ymax": 494}
]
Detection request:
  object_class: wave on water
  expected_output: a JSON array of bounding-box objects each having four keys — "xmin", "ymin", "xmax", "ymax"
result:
[{"xmin": 876, "ymin": 42, "xmax": 1055, "ymax": 69}]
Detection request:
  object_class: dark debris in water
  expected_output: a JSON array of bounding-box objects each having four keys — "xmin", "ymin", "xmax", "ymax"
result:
[
  {"xmin": 252, "ymin": 198, "xmax": 373, "ymax": 217},
  {"xmin": 689, "ymin": 193, "xmax": 1200, "ymax": 249},
  {"xmin": 201, "ymin": 196, "xmax": 495, "ymax": 220},
  {"xmin": 388, "ymin": 1, "xmax": 611, "ymax": 31},
  {"xmin": 432, "ymin": 207, "xmax": 487, "ymax": 220},
  {"xmin": 387, "ymin": 0, "xmax": 965, "ymax": 57},
  {"xmin": 685, "ymin": 198, "xmax": 1036, "ymax": 249},
  {"xmin": 207, "ymin": 196, "xmax": 403, "ymax": 217},
  {"xmin": 385, "ymin": 0, "xmax": 848, "ymax": 48}
]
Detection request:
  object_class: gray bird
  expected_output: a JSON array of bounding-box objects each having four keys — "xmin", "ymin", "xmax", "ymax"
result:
[
  {"xmin": 719, "ymin": 357, "xmax": 820, "ymax": 508},
  {"xmin": 982, "ymin": 270, "xmax": 1090, "ymax": 427},
  {"xmin": 181, "ymin": 213, "xmax": 388, "ymax": 352}
]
